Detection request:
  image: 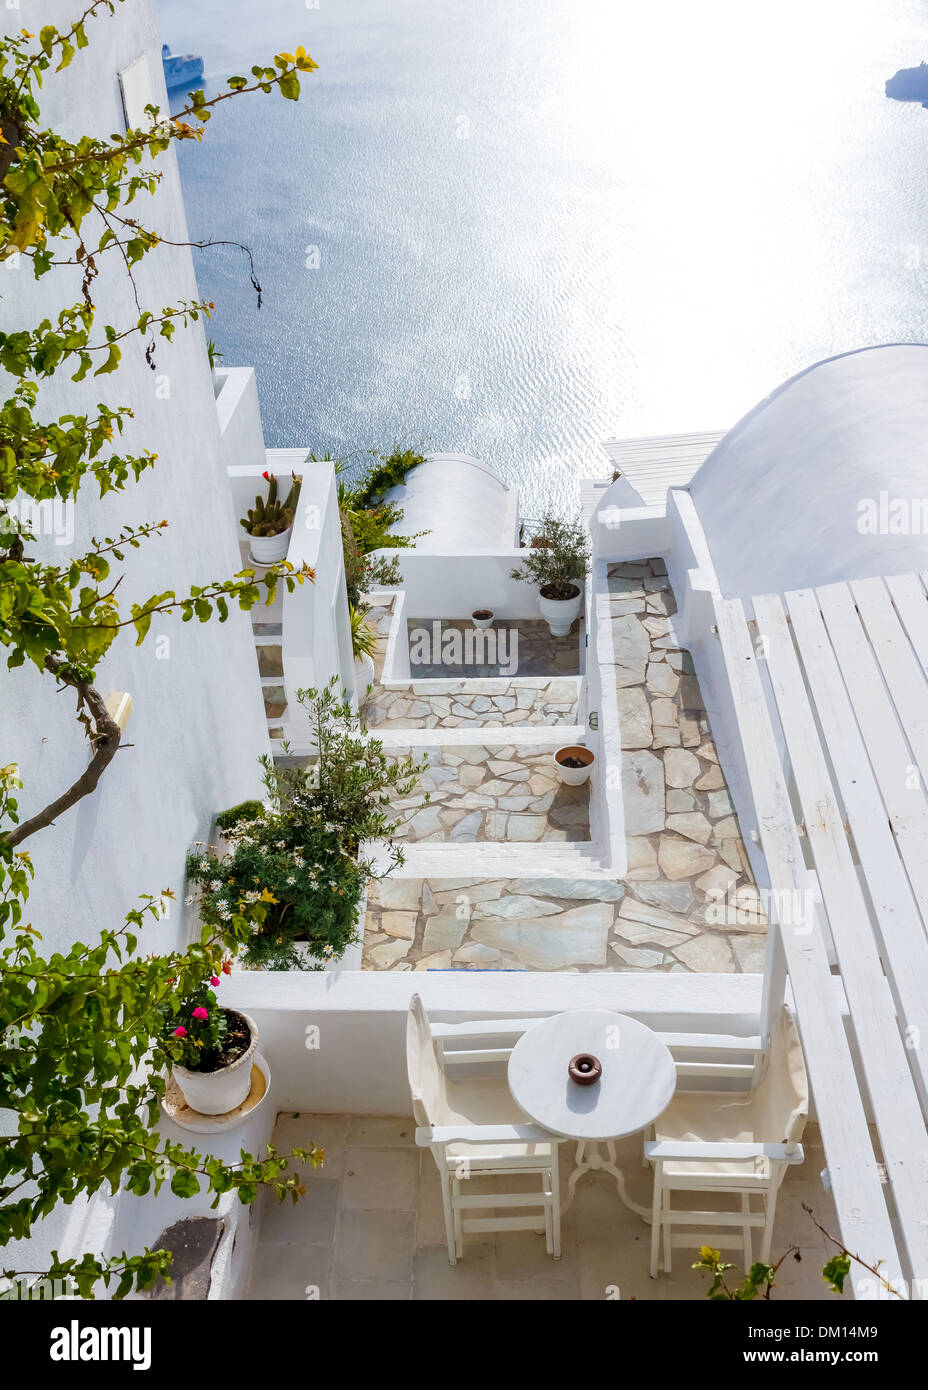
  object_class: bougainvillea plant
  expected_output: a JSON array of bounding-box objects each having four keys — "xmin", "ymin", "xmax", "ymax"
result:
[
  {"xmin": 0, "ymin": 4, "xmax": 323, "ymax": 1299},
  {"xmin": 160, "ymin": 972, "xmax": 235, "ymax": 1072}
]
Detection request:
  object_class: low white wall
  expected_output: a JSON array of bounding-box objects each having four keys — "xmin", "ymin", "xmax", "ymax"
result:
[
  {"xmin": 387, "ymin": 548, "xmax": 548, "ymax": 620},
  {"xmin": 591, "ymin": 490, "xmax": 672, "ymax": 564},
  {"xmin": 221, "ymin": 969, "xmax": 766, "ymax": 1115},
  {"xmin": 588, "ymin": 557, "xmax": 628, "ymax": 874},
  {"xmin": 215, "ymin": 367, "xmax": 267, "ymax": 482},
  {"xmin": 586, "ymin": 483, "xmax": 771, "ymax": 886},
  {"xmin": 662, "ymin": 492, "xmax": 770, "ymax": 891},
  {"xmin": 381, "ymin": 587, "xmax": 410, "ymax": 682},
  {"xmin": 227, "ymin": 460, "xmax": 354, "ymax": 740}
]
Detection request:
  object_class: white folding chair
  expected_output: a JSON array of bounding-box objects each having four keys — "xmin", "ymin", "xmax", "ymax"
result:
[
  {"xmin": 406, "ymin": 994, "xmax": 563, "ymax": 1264},
  {"xmin": 645, "ymin": 1006, "xmax": 809, "ymax": 1277}
]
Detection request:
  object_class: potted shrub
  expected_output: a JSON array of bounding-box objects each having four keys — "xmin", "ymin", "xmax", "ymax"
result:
[
  {"xmin": 471, "ymin": 608, "xmax": 494, "ymax": 629},
  {"xmin": 160, "ymin": 975, "xmax": 259, "ymax": 1115},
  {"xmin": 240, "ymin": 469, "xmax": 301, "ymax": 565},
  {"xmin": 188, "ymin": 680, "xmax": 429, "ymax": 971},
  {"xmin": 350, "ymin": 603, "xmax": 378, "ymax": 692},
  {"xmin": 553, "ymin": 744, "xmax": 596, "ymax": 786},
  {"xmin": 510, "ymin": 513, "xmax": 591, "ymax": 636}
]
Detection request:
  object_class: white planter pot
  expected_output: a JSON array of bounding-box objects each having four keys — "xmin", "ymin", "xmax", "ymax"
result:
[
  {"xmin": 471, "ymin": 610, "xmax": 494, "ymax": 629},
  {"xmin": 247, "ymin": 528, "xmax": 292, "ymax": 566},
  {"xmin": 354, "ymin": 652, "xmax": 376, "ymax": 693},
  {"xmin": 173, "ymin": 1011, "xmax": 259, "ymax": 1115},
  {"xmin": 553, "ymin": 745, "xmax": 595, "ymax": 786},
  {"xmin": 538, "ymin": 585, "xmax": 582, "ymax": 636}
]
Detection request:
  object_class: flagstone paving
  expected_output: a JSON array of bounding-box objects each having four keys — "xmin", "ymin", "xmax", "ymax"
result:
[
  {"xmin": 406, "ymin": 617, "xmax": 580, "ymax": 679},
  {"xmin": 362, "ymin": 872, "xmax": 765, "ymax": 973},
  {"xmin": 359, "ymin": 605, "xmax": 581, "ymax": 729},
  {"xmin": 386, "ymin": 744, "xmax": 590, "ymax": 844},
  {"xmin": 360, "ymin": 560, "xmax": 766, "ymax": 974},
  {"xmin": 364, "ymin": 676, "xmax": 581, "ymax": 729}
]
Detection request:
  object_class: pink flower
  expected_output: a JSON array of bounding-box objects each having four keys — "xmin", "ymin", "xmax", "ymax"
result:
[
  {"xmin": 209, "ymin": 975, "xmax": 220, "ymax": 987},
  {"xmin": 192, "ymin": 1007, "xmax": 209, "ymax": 1021},
  {"xmin": 172, "ymin": 1026, "xmax": 187, "ymax": 1038}
]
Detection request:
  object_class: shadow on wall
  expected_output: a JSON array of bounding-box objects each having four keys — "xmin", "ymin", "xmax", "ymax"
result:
[{"xmin": 886, "ymin": 63, "xmax": 928, "ymax": 107}]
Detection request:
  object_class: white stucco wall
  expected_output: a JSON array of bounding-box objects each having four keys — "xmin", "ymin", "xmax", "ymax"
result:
[
  {"xmin": 0, "ymin": 1, "xmax": 273, "ymax": 1269},
  {"xmin": 687, "ymin": 344, "xmax": 928, "ymax": 598},
  {"xmin": 385, "ymin": 453, "xmax": 520, "ymax": 550},
  {"xmin": 215, "ymin": 367, "xmax": 268, "ymax": 482},
  {"xmin": 390, "ymin": 547, "xmax": 547, "ymax": 619}
]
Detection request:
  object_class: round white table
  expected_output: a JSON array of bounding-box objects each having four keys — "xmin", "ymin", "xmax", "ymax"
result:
[{"xmin": 507, "ymin": 1010, "xmax": 676, "ymax": 1218}]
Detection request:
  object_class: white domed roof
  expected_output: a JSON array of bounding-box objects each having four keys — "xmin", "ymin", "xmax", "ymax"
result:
[
  {"xmin": 385, "ymin": 453, "xmax": 519, "ymax": 550},
  {"xmin": 687, "ymin": 345, "xmax": 928, "ymax": 597}
]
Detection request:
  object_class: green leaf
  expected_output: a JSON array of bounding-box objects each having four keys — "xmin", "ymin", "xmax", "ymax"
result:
[
  {"xmin": 822, "ymin": 1254, "xmax": 851, "ymax": 1295},
  {"xmin": 170, "ymin": 1168, "xmax": 200, "ymax": 1199}
]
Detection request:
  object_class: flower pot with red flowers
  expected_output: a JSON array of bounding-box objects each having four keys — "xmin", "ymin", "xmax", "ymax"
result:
[
  {"xmin": 240, "ymin": 469, "xmax": 301, "ymax": 566},
  {"xmin": 161, "ymin": 976, "xmax": 259, "ymax": 1115}
]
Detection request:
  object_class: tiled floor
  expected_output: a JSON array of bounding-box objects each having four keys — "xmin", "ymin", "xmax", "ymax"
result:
[{"xmin": 247, "ymin": 1115, "xmax": 843, "ymax": 1302}]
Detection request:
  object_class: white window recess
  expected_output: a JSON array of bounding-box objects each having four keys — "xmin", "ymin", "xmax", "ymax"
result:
[{"xmin": 118, "ymin": 54, "xmax": 155, "ymax": 132}]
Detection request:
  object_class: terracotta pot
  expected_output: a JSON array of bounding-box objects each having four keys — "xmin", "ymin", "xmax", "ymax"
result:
[
  {"xmin": 553, "ymin": 744, "xmax": 595, "ymax": 786},
  {"xmin": 172, "ymin": 1011, "xmax": 259, "ymax": 1115}
]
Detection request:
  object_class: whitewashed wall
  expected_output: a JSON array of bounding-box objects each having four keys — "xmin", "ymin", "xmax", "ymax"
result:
[
  {"xmin": 0, "ymin": 0, "xmax": 273, "ymax": 1271},
  {"xmin": 388, "ymin": 548, "xmax": 550, "ymax": 620}
]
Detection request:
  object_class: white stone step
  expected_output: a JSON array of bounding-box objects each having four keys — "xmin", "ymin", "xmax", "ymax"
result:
[{"xmin": 370, "ymin": 840, "xmax": 615, "ymax": 880}]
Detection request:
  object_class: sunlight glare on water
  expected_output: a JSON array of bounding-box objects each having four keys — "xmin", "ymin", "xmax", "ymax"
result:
[{"xmin": 157, "ymin": 0, "xmax": 928, "ymax": 513}]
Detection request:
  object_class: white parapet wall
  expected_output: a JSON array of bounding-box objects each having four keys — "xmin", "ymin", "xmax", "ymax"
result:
[
  {"xmin": 221, "ymin": 968, "xmax": 767, "ymax": 1114},
  {"xmin": 586, "ymin": 477, "xmax": 769, "ymax": 891},
  {"xmin": 215, "ymin": 367, "xmax": 267, "ymax": 479},
  {"xmin": 227, "ymin": 457, "xmax": 355, "ymax": 738},
  {"xmin": 382, "ymin": 546, "xmax": 546, "ymax": 620}
]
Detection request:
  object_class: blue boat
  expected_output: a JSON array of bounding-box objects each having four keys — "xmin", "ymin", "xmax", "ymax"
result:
[{"xmin": 161, "ymin": 43, "xmax": 204, "ymax": 92}]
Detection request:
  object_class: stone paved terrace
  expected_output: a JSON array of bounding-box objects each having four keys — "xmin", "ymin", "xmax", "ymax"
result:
[
  {"xmin": 364, "ymin": 676, "xmax": 581, "ymax": 730},
  {"xmin": 609, "ymin": 558, "xmax": 764, "ymax": 972},
  {"xmin": 362, "ymin": 873, "xmax": 763, "ymax": 972},
  {"xmin": 406, "ymin": 617, "xmax": 580, "ymax": 679},
  {"xmin": 386, "ymin": 744, "xmax": 589, "ymax": 844},
  {"xmin": 360, "ymin": 603, "xmax": 582, "ymax": 730},
  {"xmin": 360, "ymin": 562, "xmax": 766, "ymax": 975},
  {"xmin": 247, "ymin": 1114, "xmax": 840, "ymax": 1301}
]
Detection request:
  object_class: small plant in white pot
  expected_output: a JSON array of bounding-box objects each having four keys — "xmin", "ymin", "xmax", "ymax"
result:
[
  {"xmin": 350, "ymin": 603, "xmax": 378, "ymax": 692},
  {"xmin": 240, "ymin": 469, "xmax": 301, "ymax": 565},
  {"xmin": 510, "ymin": 513, "xmax": 591, "ymax": 636},
  {"xmin": 160, "ymin": 974, "xmax": 259, "ymax": 1115}
]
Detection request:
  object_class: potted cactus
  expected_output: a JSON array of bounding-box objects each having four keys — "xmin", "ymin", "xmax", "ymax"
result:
[{"xmin": 241, "ymin": 470, "xmax": 301, "ymax": 565}]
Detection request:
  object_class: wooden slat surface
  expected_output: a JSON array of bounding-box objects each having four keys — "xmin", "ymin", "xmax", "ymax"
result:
[
  {"xmin": 753, "ymin": 592, "xmax": 928, "ymax": 1282},
  {"xmin": 816, "ymin": 582, "xmax": 928, "ymax": 927},
  {"xmin": 714, "ymin": 596, "xmax": 904, "ymax": 1293},
  {"xmin": 784, "ymin": 588, "xmax": 928, "ymax": 1109},
  {"xmin": 600, "ymin": 431, "xmax": 727, "ymax": 505}
]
